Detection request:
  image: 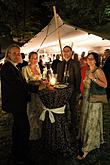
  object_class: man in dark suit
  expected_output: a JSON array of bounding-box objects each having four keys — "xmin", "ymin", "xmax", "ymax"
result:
[
  {"xmin": 51, "ymin": 54, "xmax": 61, "ymax": 74},
  {"xmin": 102, "ymin": 49, "xmax": 110, "ymax": 101},
  {"xmin": 57, "ymin": 46, "xmax": 81, "ymax": 136},
  {"xmin": 1, "ymin": 44, "xmax": 40, "ymax": 164},
  {"xmin": 17, "ymin": 53, "xmax": 28, "ymax": 71}
]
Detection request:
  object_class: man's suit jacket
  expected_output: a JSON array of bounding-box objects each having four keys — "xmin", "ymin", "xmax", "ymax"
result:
[
  {"xmin": 103, "ymin": 56, "xmax": 110, "ymax": 99},
  {"xmin": 57, "ymin": 59, "xmax": 81, "ymax": 93},
  {"xmin": 1, "ymin": 61, "xmax": 38, "ymax": 113}
]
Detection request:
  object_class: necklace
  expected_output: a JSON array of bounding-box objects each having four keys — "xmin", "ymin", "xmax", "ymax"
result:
[{"xmin": 29, "ymin": 65, "xmax": 39, "ymax": 76}]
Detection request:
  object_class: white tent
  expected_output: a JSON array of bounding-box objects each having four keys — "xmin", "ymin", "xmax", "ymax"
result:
[{"xmin": 21, "ymin": 14, "xmax": 110, "ymax": 55}]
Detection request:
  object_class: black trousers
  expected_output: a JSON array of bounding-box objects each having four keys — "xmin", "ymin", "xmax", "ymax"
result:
[
  {"xmin": 69, "ymin": 92, "xmax": 79, "ymax": 136},
  {"xmin": 12, "ymin": 110, "xmax": 30, "ymax": 161}
]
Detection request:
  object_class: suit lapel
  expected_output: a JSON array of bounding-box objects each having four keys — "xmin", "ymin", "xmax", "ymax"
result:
[{"xmin": 8, "ymin": 61, "xmax": 26, "ymax": 83}]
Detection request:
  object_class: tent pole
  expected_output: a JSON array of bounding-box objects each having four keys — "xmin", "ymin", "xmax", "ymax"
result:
[{"xmin": 53, "ymin": 5, "xmax": 62, "ymax": 56}]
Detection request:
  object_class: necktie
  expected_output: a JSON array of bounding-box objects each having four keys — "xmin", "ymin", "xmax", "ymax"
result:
[
  {"xmin": 64, "ymin": 62, "xmax": 69, "ymax": 83},
  {"xmin": 64, "ymin": 62, "xmax": 67, "ymax": 76}
]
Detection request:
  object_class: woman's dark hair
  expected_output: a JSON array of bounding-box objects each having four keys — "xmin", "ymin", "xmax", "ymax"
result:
[
  {"xmin": 28, "ymin": 51, "xmax": 38, "ymax": 59},
  {"xmin": 87, "ymin": 52, "xmax": 100, "ymax": 67}
]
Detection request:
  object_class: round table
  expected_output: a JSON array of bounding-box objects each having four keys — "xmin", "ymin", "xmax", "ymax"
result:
[{"xmin": 38, "ymin": 85, "xmax": 77, "ymax": 155}]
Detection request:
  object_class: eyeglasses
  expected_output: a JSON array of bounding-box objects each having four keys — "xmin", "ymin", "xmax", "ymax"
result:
[
  {"xmin": 30, "ymin": 58, "xmax": 38, "ymax": 60},
  {"xmin": 62, "ymin": 51, "xmax": 71, "ymax": 56},
  {"xmin": 87, "ymin": 57, "xmax": 94, "ymax": 61}
]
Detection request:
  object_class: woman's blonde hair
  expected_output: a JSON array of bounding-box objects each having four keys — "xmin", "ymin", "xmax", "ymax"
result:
[{"xmin": 5, "ymin": 44, "xmax": 20, "ymax": 62}]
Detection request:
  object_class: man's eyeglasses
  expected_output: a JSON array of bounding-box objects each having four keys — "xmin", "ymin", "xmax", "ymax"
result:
[
  {"xmin": 62, "ymin": 50, "xmax": 71, "ymax": 54},
  {"xmin": 30, "ymin": 58, "xmax": 38, "ymax": 60}
]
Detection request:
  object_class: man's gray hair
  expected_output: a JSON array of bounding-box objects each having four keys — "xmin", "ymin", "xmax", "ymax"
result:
[{"xmin": 5, "ymin": 44, "xmax": 20, "ymax": 62}]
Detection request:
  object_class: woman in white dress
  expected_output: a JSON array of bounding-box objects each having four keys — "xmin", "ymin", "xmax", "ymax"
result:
[{"xmin": 22, "ymin": 51, "xmax": 43, "ymax": 140}]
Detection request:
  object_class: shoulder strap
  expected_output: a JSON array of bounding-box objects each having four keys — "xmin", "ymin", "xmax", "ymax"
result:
[{"xmin": 92, "ymin": 67, "xmax": 98, "ymax": 73}]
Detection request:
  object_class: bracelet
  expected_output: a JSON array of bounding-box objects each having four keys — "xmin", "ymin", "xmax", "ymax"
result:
[{"xmin": 93, "ymin": 78, "xmax": 97, "ymax": 82}]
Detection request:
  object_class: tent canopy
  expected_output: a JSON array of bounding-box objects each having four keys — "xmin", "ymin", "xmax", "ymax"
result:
[{"xmin": 21, "ymin": 14, "xmax": 110, "ymax": 55}]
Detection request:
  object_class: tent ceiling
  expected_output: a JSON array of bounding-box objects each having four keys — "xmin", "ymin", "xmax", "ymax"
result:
[{"xmin": 21, "ymin": 15, "xmax": 110, "ymax": 54}]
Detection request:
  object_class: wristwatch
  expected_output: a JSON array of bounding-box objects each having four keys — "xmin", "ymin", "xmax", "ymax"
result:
[{"xmin": 93, "ymin": 78, "xmax": 97, "ymax": 82}]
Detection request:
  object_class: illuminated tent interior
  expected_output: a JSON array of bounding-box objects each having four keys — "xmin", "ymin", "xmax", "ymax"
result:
[{"xmin": 21, "ymin": 14, "xmax": 110, "ymax": 56}]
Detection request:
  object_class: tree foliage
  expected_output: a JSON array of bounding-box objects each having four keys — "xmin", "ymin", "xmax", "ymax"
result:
[
  {"xmin": 57, "ymin": 0, "xmax": 110, "ymax": 30},
  {"xmin": 0, "ymin": 0, "xmax": 110, "ymax": 44},
  {"xmin": 0, "ymin": 0, "xmax": 52, "ymax": 43}
]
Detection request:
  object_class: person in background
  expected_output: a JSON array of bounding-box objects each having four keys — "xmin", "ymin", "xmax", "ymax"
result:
[
  {"xmin": 102, "ymin": 49, "xmax": 110, "ymax": 101},
  {"xmin": 51, "ymin": 54, "xmax": 61, "ymax": 75},
  {"xmin": 80, "ymin": 51, "xmax": 85, "ymax": 64},
  {"xmin": 52, "ymin": 54, "xmax": 55, "ymax": 60},
  {"xmin": 77, "ymin": 52, "xmax": 107, "ymax": 160},
  {"xmin": 38, "ymin": 55, "xmax": 45, "ymax": 74},
  {"xmin": 80, "ymin": 56, "xmax": 88, "ymax": 95},
  {"xmin": 0, "ymin": 62, "xmax": 3, "ymax": 78},
  {"xmin": 57, "ymin": 46, "xmax": 81, "ymax": 140},
  {"xmin": 17, "ymin": 53, "xmax": 28, "ymax": 71},
  {"xmin": 22, "ymin": 52, "xmax": 44, "ymax": 141},
  {"xmin": 0, "ymin": 44, "xmax": 41, "ymax": 164},
  {"xmin": 73, "ymin": 53, "xmax": 80, "ymax": 67}
]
